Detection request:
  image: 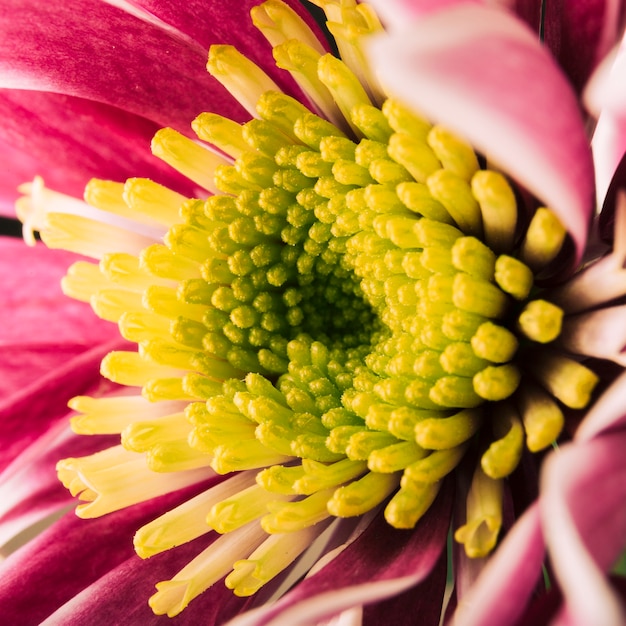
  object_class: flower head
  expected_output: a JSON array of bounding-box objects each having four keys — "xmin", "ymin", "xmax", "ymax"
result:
[{"xmin": 3, "ymin": 0, "xmax": 626, "ymax": 623}]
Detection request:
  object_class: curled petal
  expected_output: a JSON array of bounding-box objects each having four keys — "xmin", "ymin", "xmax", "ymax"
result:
[
  {"xmin": 366, "ymin": 0, "xmax": 477, "ymax": 29},
  {"xmin": 541, "ymin": 433, "xmax": 626, "ymax": 626},
  {"xmin": 367, "ymin": 5, "xmax": 594, "ymax": 260}
]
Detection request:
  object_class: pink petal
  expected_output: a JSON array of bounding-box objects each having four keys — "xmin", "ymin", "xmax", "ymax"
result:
[
  {"xmin": 366, "ymin": 0, "xmax": 479, "ymax": 29},
  {"xmin": 232, "ymin": 481, "xmax": 453, "ymax": 626},
  {"xmin": 0, "ymin": 90, "xmax": 198, "ymax": 215},
  {"xmin": 0, "ymin": 338, "xmax": 124, "ymax": 475},
  {"xmin": 541, "ymin": 432, "xmax": 626, "ymax": 625},
  {"xmin": 586, "ymin": 38, "xmax": 626, "ymax": 205},
  {"xmin": 367, "ymin": 4, "xmax": 594, "ymax": 261},
  {"xmin": 450, "ymin": 502, "xmax": 544, "ymax": 626},
  {"xmin": 0, "ymin": 237, "xmax": 120, "ymax": 399},
  {"xmin": 0, "ymin": 424, "xmax": 116, "ymax": 548}
]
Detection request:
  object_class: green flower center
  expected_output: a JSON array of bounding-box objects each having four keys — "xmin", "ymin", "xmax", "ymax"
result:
[
  {"xmin": 96, "ymin": 90, "xmax": 596, "ymax": 547},
  {"xmin": 39, "ymin": 0, "xmax": 602, "ymax": 615}
]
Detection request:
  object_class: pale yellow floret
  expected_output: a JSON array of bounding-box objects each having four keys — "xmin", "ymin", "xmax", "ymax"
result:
[
  {"xmin": 327, "ymin": 471, "xmax": 399, "ymax": 517},
  {"xmin": 16, "ymin": 176, "xmax": 88, "ymax": 246},
  {"xmin": 530, "ymin": 352, "xmax": 599, "ymax": 410},
  {"xmin": 427, "ymin": 126, "xmax": 480, "ymax": 181},
  {"xmin": 517, "ymin": 383, "xmax": 564, "ymax": 452},
  {"xmin": 520, "ymin": 207, "xmax": 567, "ymax": 270},
  {"xmin": 83, "ymin": 179, "xmax": 127, "ymax": 214},
  {"xmin": 57, "ymin": 445, "xmax": 213, "ymax": 518},
  {"xmin": 208, "ymin": 484, "xmax": 292, "ymax": 533},
  {"xmin": 122, "ymin": 412, "xmax": 191, "ymax": 453},
  {"xmin": 42, "ymin": 212, "xmax": 160, "ymax": 260},
  {"xmin": 226, "ymin": 524, "xmax": 326, "ymax": 596},
  {"xmin": 146, "ymin": 440, "xmax": 213, "ymax": 473},
  {"xmin": 149, "ymin": 523, "xmax": 267, "ymax": 617},
  {"xmin": 384, "ymin": 477, "xmax": 440, "ymax": 529},
  {"xmin": 192, "ymin": 112, "xmax": 249, "ymax": 160},
  {"xmin": 90, "ymin": 289, "xmax": 145, "ymax": 323},
  {"xmin": 207, "ymin": 45, "xmax": 283, "ymax": 118},
  {"xmin": 415, "ymin": 409, "xmax": 482, "ymax": 450},
  {"xmin": 471, "ymin": 171, "xmax": 518, "ymax": 253},
  {"xmin": 262, "ymin": 488, "xmax": 333, "ymax": 533},
  {"xmin": 517, "ymin": 299, "xmax": 563, "ymax": 343},
  {"xmin": 69, "ymin": 394, "xmax": 186, "ymax": 435},
  {"xmin": 481, "ymin": 405, "xmax": 524, "ymax": 479},
  {"xmin": 118, "ymin": 311, "xmax": 171, "ymax": 344},
  {"xmin": 134, "ymin": 471, "xmax": 258, "ymax": 558},
  {"xmin": 317, "ymin": 53, "xmax": 373, "ymax": 136},
  {"xmin": 100, "ymin": 350, "xmax": 187, "ymax": 388},
  {"xmin": 123, "ymin": 178, "xmax": 188, "ymax": 227},
  {"xmin": 61, "ymin": 261, "xmax": 111, "ymax": 303},
  {"xmin": 454, "ymin": 465, "xmax": 503, "ymax": 557},
  {"xmin": 314, "ymin": 0, "xmax": 385, "ymax": 104},
  {"xmin": 404, "ymin": 444, "xmax": 468, "ymax": 483},
  {"xmin": 151, "ymin": 128, "xmax": 229, "ymax": 195},
  {"xmin": 273, "ymin": 40, "xmax": 346, "ymax": 130},
  {"xmin": 251, "ymin": 0, "xmax": 327, "ymax": 54}
]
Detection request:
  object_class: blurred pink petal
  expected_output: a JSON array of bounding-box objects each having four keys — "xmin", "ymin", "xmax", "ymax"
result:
[
  {"xmin": 586, "ymin": 39, "xmax": 626, "ymax": 204},
  {"xmin": 367, "ymin": 4, "xmax": 594, "ymax": 260},
  {"xmin": 541, "ymin": 432, "xmax": 626, "ymax": 626}
]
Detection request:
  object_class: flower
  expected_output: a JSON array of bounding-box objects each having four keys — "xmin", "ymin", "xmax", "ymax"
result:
[{"xmin": 1, "ymin": 0, "xmax": 626, "ymax": 625}]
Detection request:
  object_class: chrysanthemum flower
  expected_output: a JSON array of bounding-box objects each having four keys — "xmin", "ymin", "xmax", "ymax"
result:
[{"xmin": 1, "ymin": 0, "xmax": 626, "ymax": 624}]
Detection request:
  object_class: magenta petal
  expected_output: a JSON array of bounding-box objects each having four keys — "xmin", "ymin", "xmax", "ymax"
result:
[
  {"xmin": 0, "ymin": 91, "xmax": 198, "ymax": 212},
  {"xmin": 0, "ymin": 424, "xmax": 116, "ymax": 547},
  {"xmin": 0, "ymin": 338, "xmax": 124, "ymax": 475},
  {"xmin": 125, "ymin": 0, "xmax": 328, "ymax": 76},
  {"xmin": 0, "ymin": 480, "xmax": 220, "ymax": 624},
  {"xmin": 0, "ymin": 237, "xmax": 118, "ymax": 348},
  {"xmin": 367, "ymin": 5, "xmax": 594, "ymax": 260},
  {"xmin": 544, "ymin": 0, "xmax": 626, "ymax": 93},
  {"xmin": 541, "ymin": 432, "xmax": 626, "ymax": 625},
  {"xmin": 40, "ymin": 533, "xmax": 251, "ymax": 626},
  {"xmin": 234, "ymin": 482, "xmax": 453, "ymax": 626},
  {"xmin": 0, "ymin": 0, "xmax": 244, "ymax": 131},
  {"xmin": 363, "ymin": 548, "xmax": 448, "ymax": 626}
]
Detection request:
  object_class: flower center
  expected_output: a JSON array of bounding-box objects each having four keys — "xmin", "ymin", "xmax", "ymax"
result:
[{"xmin": 36, "ymin": 0, "xmax": 603, "ymax": 616}]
